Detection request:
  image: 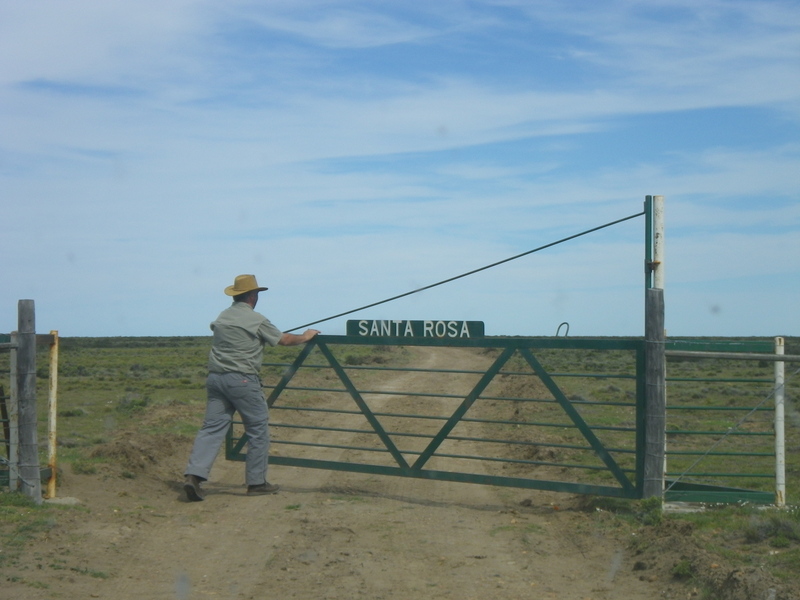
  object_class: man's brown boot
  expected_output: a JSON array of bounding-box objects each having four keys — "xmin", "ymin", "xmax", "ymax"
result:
[
  {"xmin": 246, "ymin": 482, "xmax": 280, "ymax": 496},
  {"xmin": 184, "ymin": 475, "xmax": 205, "ymax": 502}
]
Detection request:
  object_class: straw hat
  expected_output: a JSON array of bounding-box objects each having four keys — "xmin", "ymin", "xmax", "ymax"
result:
[{"xmin": 224, "ymin": 274, "xmax": 268, "ymax": 296}]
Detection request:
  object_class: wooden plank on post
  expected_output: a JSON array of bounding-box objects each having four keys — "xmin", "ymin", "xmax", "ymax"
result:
[
  {"xmin": 8, "ymin": 332, "xmax": 18, "ymax": 491},
  {"xmin": 774, "ymin": 337, "xmax": 786, "ymax": 507},
  {"xmin": 0, "ymin": 385, "xmax": 8, "ymax": 460},
  {"xmin": 643, "ymin": 288, "xmax": 666, "ymax": 499},
  {"xmin": 17, "ymin": 300, "xmax": 42, "ymax": 504},
  {"xmin": 47, "ymin": 331, "xmax": 59, "ymax": 499}
]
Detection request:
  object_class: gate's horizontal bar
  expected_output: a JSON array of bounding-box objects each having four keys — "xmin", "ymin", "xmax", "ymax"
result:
[
  {"xmin": 666, "ymin": 405, "xmax": 772, "ymax": 412},
  {"xmin": 667, "ymin": 430, "xmax": 771, "ymax": 436},
  {"xmin": 666, "ymin": 340, "xmax": 774, "ymax": 353},
  {"xmin": 667, "ymin": 450, "xmax": 773, "ymax": 457},
  {"xmin": 315, "ymin": 334, "xmax": 644, "ymax": 350},
  {"xmin": 667, "ymin": 377, "xmax": 773, "ymax": 384},
  {"xmin": 666, "ymin": 471, "xmax": 773, "ymax": 479},
  {"xmin": 666, "ymin": 350, "xmax": 800, "ymax": 362}
]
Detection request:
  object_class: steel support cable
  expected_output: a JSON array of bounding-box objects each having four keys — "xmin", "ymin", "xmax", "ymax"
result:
[
  {"xmin": 664, "ymin": 363, "xmax": 800, "ymax": 493},
  {"xmin": 287, "ymin": 210, "xmax": 645, "ymax": 332}
]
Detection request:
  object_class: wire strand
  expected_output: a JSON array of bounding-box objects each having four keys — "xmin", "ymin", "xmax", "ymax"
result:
[{"xmin": 287, "ymin": 210, "xmax": 645, "ymax": 332}]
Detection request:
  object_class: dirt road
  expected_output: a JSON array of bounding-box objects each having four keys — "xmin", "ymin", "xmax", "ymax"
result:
[{"xmin": 12, "ymin": 453, "xmax": 666, "ymax": 600}]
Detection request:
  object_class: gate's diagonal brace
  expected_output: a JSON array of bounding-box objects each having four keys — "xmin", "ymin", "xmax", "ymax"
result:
[
  {"xmin": 412, "ymin": 346, "xmax": 516, "ymax": 470},
  {"xmin": 267, "ymin": 340, "xmax": 318, "ymax": 407},
  {"xmin": 316, "ymin": 342, "xmax": 410, "ymax": 470},
  {"xmin": 519, "ymin": 348, "xmax": 635, "ymax": 493}
]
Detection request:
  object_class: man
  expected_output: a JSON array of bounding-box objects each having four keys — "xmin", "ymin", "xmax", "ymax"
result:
[{"xmin": 183, "ymin": 274, "xmax": 320, "ymax": 502}]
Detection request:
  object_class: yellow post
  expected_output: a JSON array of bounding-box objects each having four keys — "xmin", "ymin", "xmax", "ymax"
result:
[{"xmin": 46, "ymin": 331, "xmax": 59, "ymax": 499}]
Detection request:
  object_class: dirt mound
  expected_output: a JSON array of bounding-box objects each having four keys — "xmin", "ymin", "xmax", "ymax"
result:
[
  {"xmin": 89, "ymin": 430, "xmax": 190, "ymax": 477},
  {"xmin": 85, "ymin": 402, "xmax": 197, "ymax": 479}
]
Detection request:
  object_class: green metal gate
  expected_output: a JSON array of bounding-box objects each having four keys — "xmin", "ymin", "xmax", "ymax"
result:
[{"xmin": 227, "ymin": 335, "xmax": 650, "ymax": 499}]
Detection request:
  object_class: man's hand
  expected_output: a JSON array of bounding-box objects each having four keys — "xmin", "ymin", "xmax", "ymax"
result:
[
  {"xmin": 278, "ymin": 329, "xmax": 321, "ymax": 346},
  {"xmin": 302, "ymin": 329, "xmax": 321, "ymax": 342}
]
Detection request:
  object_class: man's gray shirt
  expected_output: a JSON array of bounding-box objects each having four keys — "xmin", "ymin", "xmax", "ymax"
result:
[{"xmin": 208, "ymin": 302, "xmax": 282, "ymax": 376}]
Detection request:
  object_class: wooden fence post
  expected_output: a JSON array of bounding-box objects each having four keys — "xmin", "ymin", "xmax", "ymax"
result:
[
  {"xmin": 643, "ymin": 288, "xmax": 666, "ymax": 499},
  {"xmin": 17, "ymin": 300, "xmax": 42, "ymax": 504}
]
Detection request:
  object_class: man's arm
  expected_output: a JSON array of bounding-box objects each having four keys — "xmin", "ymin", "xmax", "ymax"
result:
[{"xmin": 278, "ymin": 329, "xmax": 320, "ymax": 346}]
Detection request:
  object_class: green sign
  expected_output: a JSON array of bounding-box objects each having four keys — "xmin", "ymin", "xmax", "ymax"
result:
[{"xmin": 347, "ymin": 320, "xmax": 484, "ymax": 338}]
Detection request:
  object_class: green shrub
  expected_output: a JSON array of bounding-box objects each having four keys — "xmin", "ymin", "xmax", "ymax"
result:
[
  {"xmin": 71, "ymin": 459, "xmax": 98, "ymax": 475},
  {"xmin": 116, "ymin": 393, "xmax": 150, "ymax": 413},
  {"xmin": 744, "ymin": 511, "xmax": 800, "ymax": 544},
  {"xmin": 671, "ymin": 558, "xmax": 695, "ymax": 580},
  {"xmin": 0, "ymin": 491, "xmax": 39, "ymax": 508},
  {"xmin": 637, "ymin": 496, "xmax": 663, "ymax": 526}
]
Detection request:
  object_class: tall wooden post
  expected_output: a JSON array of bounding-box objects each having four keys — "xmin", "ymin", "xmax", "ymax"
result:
[
  {"xmin": 643, "ymin": 288, "xmax": 666, "ymax": 498},
  {"xmin": 17, "ymin": 300, "xmax": 42, "ymax": 504}
]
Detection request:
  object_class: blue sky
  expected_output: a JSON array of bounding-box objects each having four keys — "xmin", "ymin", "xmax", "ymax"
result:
[{"xmin": 1, "ymin": 0, "xmax": 798, "ymax": 338}]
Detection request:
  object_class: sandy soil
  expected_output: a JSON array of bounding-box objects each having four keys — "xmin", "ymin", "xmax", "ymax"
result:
[
  {"xmin": 12, "ymin": 460, "xmax": 665, "ymax": 600},
  {"xmin": 3, "ymin": 346, "xmax": 794, "ymax": 600}
]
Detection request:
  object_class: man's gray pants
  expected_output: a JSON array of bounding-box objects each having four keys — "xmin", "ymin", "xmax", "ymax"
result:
[{"xmin": 185, "ymin": 372, "xmax": 270, "ymax": 486}]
